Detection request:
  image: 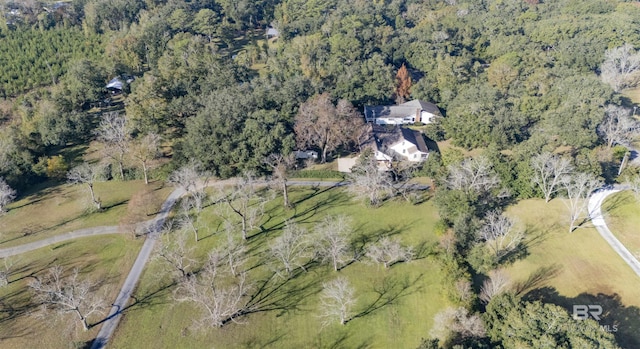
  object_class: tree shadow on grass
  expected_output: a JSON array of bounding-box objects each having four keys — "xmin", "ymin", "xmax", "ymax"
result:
[
  {"xmin": 289, "ymin": 184, "xmax": 345, "ymax": 207},
  {"xmin": 513, "ymin": 264, "xmax": 562, "ymax": 296},
  {"xmin": 349, "ymin": 273, "xmax": 424, "ymax": 323},
  {"xmin": 524, "ymin": 286, "xmax": 640, "ymax": 349},
  {"xmin": 600, "ymin": 191, "xmax": 633, "ymax": 215},
  {"xmin": 242, "ymin": 270, "xmax": 323, "ymax": 318}
]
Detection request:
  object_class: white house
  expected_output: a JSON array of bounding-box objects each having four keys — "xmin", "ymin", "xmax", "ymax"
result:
[
  {"xmin": 364, "ymin": 99, "xmax": 442, "ymax": 125},
  {"xmin": 338, "ymin": 125, "xmax": 430, "ymax": 172}
]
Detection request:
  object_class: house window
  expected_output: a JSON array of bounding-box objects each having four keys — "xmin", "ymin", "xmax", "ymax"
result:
[{"xmin": 413, "ymin": 154, "xmax": 417, "ymax": 158}]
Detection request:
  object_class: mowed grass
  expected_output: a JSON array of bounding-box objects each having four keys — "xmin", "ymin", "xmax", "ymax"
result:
[
  {"xmin": 603, "ymin": 191, "xmax": 640, "ymax": 259},
  {"xmin": 1, "ymin": 180, "xmax": 173, "ymax": 248},
  {"xmin": 110, "ymin": 186, "xmax": 448, "ymax": 349},
  {"xmin": 505, "ymin": 198, "xmax": 640, "ymax": 348},
  {"xmin": 0, "ymin": 234, "xmax": 143, "ymax": 349}
]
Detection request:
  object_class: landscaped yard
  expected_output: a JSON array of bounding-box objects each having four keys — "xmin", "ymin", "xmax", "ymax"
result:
[
  {"xmin": 505, "ymin": 198, "xmax": 640, "ymax": 348},
  {"xmin": 1, "ymin": 180, "xmax": 173, "ymax": 248},
  {"xmin": 0, "ymin": 234, "xmax": 143, "ymax": 349},
  {"xmin": 110, "ymin": 186, "xmax": 447, "ymax": 349},
  {"xmin": 603, "ymin": 191, "xmax": 640, "ymax": 259}
]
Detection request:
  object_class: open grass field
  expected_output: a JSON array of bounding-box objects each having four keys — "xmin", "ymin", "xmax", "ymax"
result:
[
  {"xmin": 505, "ymin": 198, "xmax": 640, "ymax": 348},
  {"xmin": 603, "ymin": 191, "xmax": 640, "ymax": 259},
  {"xmin": 110, "ymin": 186, "xmax": 448, "ymax": 349},
  {"xmin": 1, "ymin": 180, "xmax": 173, "ymax": 248},
  {"xmin": 0, "ymin": 234, "xmax": 143, "ymax": 349},
  {"xmin": 622, "ymin": 87, "xmax": 640, "ymax": 105}
]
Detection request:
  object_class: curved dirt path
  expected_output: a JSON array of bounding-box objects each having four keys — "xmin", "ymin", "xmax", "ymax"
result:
[{"xmin": 588, "ymin": 188, "xmax": 640, "ymax": 277}]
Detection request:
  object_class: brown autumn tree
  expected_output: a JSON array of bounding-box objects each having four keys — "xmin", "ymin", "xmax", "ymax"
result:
[
  {"xmin": 294, "ymin": 93, "xmax": 364, "ymax": 163},
  {"xmin": 395, "ymin": 63, "xmax": 412, "ymax": 104}
]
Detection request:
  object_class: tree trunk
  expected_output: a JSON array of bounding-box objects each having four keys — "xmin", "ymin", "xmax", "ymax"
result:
[
  {"xmin": 142, "ymin": 161, "xmax": 148, "ymax": 185},
  {"xmin": 75, "ymin": 308, "xmax": 89, "ymax": 331},
  {"xmin": 88, "ymin": 183, "xmax": 101, "ymax": 210},
  {"xmin": 282, "ymin": 180, "xmax": 289, "ymax": 208},
  {"xmin": 241, "ymin": 216, "xmax": 247, "ymax": 240},
  {"xmin": 118, "ymin": 159, "xmax": 124, "ymax": 180},
  {"xmin": 322, "ymin": 144, "xmax": 328, "ymax": 164}
]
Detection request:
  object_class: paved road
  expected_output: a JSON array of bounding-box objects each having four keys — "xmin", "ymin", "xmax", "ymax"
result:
[
  {"xmin": 90, "ymin": 187, "xmax": 185, "ymax": 349},
  {"xmin": 0, "ymin": 226, "xmax": 120, "ymax": 258},
  {"xmin": 588, "ymin": 188, "xmax": 640, "ymax": 277}
]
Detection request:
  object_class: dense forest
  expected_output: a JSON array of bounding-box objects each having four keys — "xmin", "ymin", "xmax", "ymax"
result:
[{"xmin": 0, "ymin": 0, "xmax": 639, "ymax": 346}]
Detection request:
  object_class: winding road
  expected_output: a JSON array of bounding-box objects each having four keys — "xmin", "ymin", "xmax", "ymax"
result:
[{"xmin": 588, "ymin": 188, "xmax": 640, "ymax": 277}]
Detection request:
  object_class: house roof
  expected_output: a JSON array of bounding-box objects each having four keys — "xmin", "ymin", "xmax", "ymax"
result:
[
  {"xmin": 400, "ymin": 100, "xmax": 441, "ymax": 116},
  {"xmin": 106, "ymin": 77, "xmax": 123, "ymax": 90},
  {"xmin": 400, "ymin": 128, "xmax": 429, "ymax": 154},
  {"xmin": 364, "ymin": 99, "xmax": 441, "ymax": 120},
  {"xmin": 266, "ymin": 27, "xmax": 279, "ymax": 37},
  {"xmin": 360, "ymin": 125, "xmax": 429, "ymax": 158}
]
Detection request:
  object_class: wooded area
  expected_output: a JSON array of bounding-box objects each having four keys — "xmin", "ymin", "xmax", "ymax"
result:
[{"xmin": 1, "ymin": 0, "xmax": 640, "ymax": 348}]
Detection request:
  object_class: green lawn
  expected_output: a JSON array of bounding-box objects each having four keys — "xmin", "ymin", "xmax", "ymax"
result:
[
  {"xmin": 110, "ymin": 187, "xmax": 447, "ymax": 349},
  {"xmin": 505, "ymin": 198, "xmax": 640, "ymax": 348},
  {"xmin": 603, "ymin": 191, "xmax": 640, "ymax": 259},
  {"xmin": 0, "ymin": 234, "xmax": 143, "ymax": 349},
  {"xmin": 1, "ymin": 180, "xmax": 173, "ymax": 248}
]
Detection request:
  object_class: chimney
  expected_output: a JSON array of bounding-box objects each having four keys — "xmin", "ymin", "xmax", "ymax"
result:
[{"xmin": 415, "ymin": 109, "xmax": 421, "ymax": 123}]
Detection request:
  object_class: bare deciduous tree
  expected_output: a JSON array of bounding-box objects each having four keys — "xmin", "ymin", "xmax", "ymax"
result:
[
  {"xmin": 294, "ymin": 93, "xmax": 364, "ymax": 163},
  {"xmin": 155, "ymin": 224, "xmax": 196, "ymax": 280},
  {"xmin": 314, "ymin": 215, "xmax": 352, "ymax": 272},
  {"xmin": 601, "ymin": 43, "xmax": 640, "ymax": 92},
  {"xmin": 347, "ymin": 150, "xmax": 394, "ymax": 207},
  {"xmin": 430, "ymin": 307, "xmax": 486, "ymax": 342},
  {"xmin": 129, "ymin": 133, "xmax": 161, "ymax": 184},
  {"xmin": 366, "ymin": 237, "xmax": 414, "ymax": 268},
  {"xmin": 0, "ymin": 258, "xmax": 14, "ymax": 287},
  {"xmin": 625, "ymin": 174, "xmax": 640, "ymax": 203},
  {"xmin": 0, "ymin": 177, "xmax": 16, "ymax": 213},
  {"xmin": 29, "ymin": 266, "xmax": 106, "ymax": 331},
  {"xmin": 479, "ymin": 269, "xmax": 510, "ymax": 304},
  {"xmin": 531, "ymin": 152, "xmax": 574, "ymax": 203},
  {"xmin": 174, "ymin": 265, "xmax": 252, "ymax": 328},
  {"xmin": 168, "ymin": 164, "xmax": 202, "ymax": 195},
  {"xmin": 216, "ymin": 225, "xmax": 248, "ymax": 277},
  {"xmin": 222, "ymin": 173, "xmax": 267, "ymax": 240},
  {"xmin": 319, "ymin": 277, "xmax": 355, "ymax": 326},
  {"xmin": 67, "ymin": 162, "xmax": 103, "ymax": 210},
  {"xmin": 264, "ymin": 153, "xmax": 296, "ymax": 208},
  {"xmin": 480, "ymin": 210, "xmax": 523, "ymax": 259},
  {"xmin": 597, "ymin": 105, "xmax": 638, "ymax": 148},
  {"xmin": 269, "ymin": 221, "xmax": 312, "ymax": 277},
  {"xmin": 446, "ymin": 156, "xmax": 501, "ymax": 196},
  {"xmin": 95, "ymin": 112, "xmax": 130, "ymax": 179},
  {"xmin": 561, "ymin": 172, "xmax": 602, "ymax": 233},
  {"xmin": 177, "ymin": 196, "xmax": 208, "ymax": 243}
]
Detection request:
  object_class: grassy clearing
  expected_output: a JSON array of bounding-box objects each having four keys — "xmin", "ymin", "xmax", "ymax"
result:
[
  {"xmin": 622, "ymin": 87, "xmax": 640, "ymax": 104},
  {"xmin": 110, "ymin": 187, "xmax": 446, "ymax": 349},
  {"xmin": 603, "ymin": 191, "xmax": 640, "ymax": 259},
  {"xmin": 1, "ymin": 180, "xmax": 172, "ymax": 248},
  {"xmin": 0, "ymin": 234, "xmax": 143, "ymax": 349},
  {"xmin": 505, "ymin": 198, "xmax": 640, "ymax": 348}
]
